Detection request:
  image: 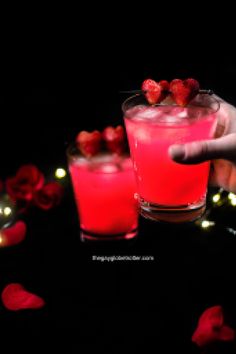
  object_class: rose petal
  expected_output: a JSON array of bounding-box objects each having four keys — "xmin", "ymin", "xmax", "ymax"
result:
[
  {"xmin": 192, "ymin": 306, "xmax": 235, "ymax": 347},
  {"xmin": 16, "ymin": 165, "xmax": 44, "ymax": 190},
  {"xmin": 0, "ymin": 180, "xmax": 3, "ymax": 193},
  {"xmin": 6, "ymin": 177, "xmax": 34, "ymax": 201},
  {"xmin": 198, "ymin": 305, "xmax": 224, "ymax": 329},
  {"xmin": 33, "ymin": 182, "xmax": 63, "ymax": 210},
  {"xmin": 1, "ymin": 283, "xmax": 45, "ymax": 311},
  {"xmin": 0, "ymin": 221, "xmax": 26, "ymax": 247}
]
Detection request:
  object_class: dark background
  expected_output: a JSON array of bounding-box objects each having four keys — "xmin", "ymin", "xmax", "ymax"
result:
[{"xmin": 1, "ymin": 23, "xmax": 236, "ymax": 352}]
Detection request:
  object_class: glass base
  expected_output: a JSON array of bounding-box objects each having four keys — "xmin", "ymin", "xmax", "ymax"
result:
[
  {"xmin": 80, "ymin": 228, "xmax": 138, "ymax": 242},
  {"xmin": 139, "ymin": 197, "xmax": 206, "ymax": 223}
]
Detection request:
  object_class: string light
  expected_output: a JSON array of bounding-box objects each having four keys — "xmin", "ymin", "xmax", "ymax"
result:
[
  {"xmin": 212, "ymin": 193, "xmax": 221, "ymax": 203},
  {"xmin": 55, "ymin": 168, "xmax": 67, "ymax": 179},
  {"xmin": 228, "ymin": 192, "xmax": 236, "ymax": 200},
  {"xmin": 3, "ymin": 207, "xmax": 12, "ymax": 216},
  {"xmin": 201, "ymin": 220, "xmax": 215, "ymax": 229},
  {"xmin": 230, "ymin": 197, "xmax": 236, "ymax": 206}
]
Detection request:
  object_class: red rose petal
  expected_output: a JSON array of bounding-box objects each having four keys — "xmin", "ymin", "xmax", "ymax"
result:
[
  {"xmin": 33, "ymin": 182, "xmax": 63, "ymax": 210},
  {"xmin": 0, "ymin": 221, "xmax": 26, "ymax": 247},
  {"xmin": 198, "ymin": 305, "xmax": 224, "ymax": 329},
  {"xmin": 192, "ymin": 306, "xmax": 235, "ymax": 347},
  {"xmin": 0, "ymin": 179, "xmax": 3, "ymax": 192},
  {"xmin": 1, "ymin": 283, "xmax": 45, "ymax": 311},
  {"xmin": 16, "ymin": 165, "xmax": 45, "ymax": 191}
]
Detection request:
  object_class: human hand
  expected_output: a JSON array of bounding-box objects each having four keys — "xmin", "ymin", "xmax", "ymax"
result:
[{"xmin": 169, "ymin": 96, "xmax": 236, "ymax": 192}]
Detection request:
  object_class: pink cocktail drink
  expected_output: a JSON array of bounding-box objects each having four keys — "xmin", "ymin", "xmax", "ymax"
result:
[
  {"xmin": 123, "ymin": 94, "xmax": 220, "ymax": 222},
  {"xmin": 68, "ymin": 152, "xmax": 138, "ymax": 240}
]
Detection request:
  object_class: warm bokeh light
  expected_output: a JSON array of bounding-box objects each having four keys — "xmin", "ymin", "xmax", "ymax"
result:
[
  {"xmin": 3, "ymin": 207, "xmax": 12, "ymax": 216},
  {"xmin": 55, "ymin": 168, "xmax": 67, "ymax": 179},
  {"xmin": 212, "ymin": 194, "xmax": 220, "ymax": 203},
  {"xmin": 230, "ymin": 197, "xmax": 236, "ymax": 206},
  {"xmin": 201, "ymin": 220, "xmax": 215, "ymax": 229},
  {"xmin": 228, "ymin": 192, "xmax": 236, "ymax": 200}
]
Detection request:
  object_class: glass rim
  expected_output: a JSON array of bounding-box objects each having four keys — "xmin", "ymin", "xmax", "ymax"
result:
[{"xmin": 122, "ymin": 93, "xmax": 221, "ymax": 120}]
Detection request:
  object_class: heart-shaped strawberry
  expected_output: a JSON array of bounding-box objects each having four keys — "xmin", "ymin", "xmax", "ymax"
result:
[
  {"xmin": 141, "ymin": 79, "xmax": 162, "ymax": 105},
  {"xmin": 170, "ymin": 78, "xmax": 200, "ymax": 106},
  {"xmin": 76, "ymin": 130, "xmax": 102, "ymax": 157},
  {"xmin": 142, "ymin": 79, "xmax": 170, "ymax": 105},
  {"xmin": 102, "ymin": 125, "xmax": 125, "ymax": 154}
]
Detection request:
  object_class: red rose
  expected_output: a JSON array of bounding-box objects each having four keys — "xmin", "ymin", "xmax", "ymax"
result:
[
  {"xmin": 6, "ymin": 165, "xmax": 44, "ymax": 202},
  {"xmin": 33, "ymin": 182, "xmax": 63, "ymax": 210},
  {"xmin": 0, "ymin": 180, "xmax": 3, "ymax": 193},
  {"xmin": 192, "ymin": 305, "xmax": 235, "ymax": 347}
]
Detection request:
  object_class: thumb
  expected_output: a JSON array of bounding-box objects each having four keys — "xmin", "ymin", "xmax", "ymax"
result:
[{"xmin": 168, "ymin": 134, "xmax": 236, "ymax": 164}]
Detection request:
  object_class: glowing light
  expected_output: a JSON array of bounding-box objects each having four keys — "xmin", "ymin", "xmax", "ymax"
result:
[
  {"xmin": 228, "ymin": 192, "xmax": 236, "ymax": 200},
  {"xmin": 230, "ymin": 197, "xmax": 236, "ymax": 206},
  {"xmin": 3, "ymin": 207, "xmax": 12, "ymax": 216},
  {"xmin": 0, "ymin": 232, "xmax": 4, "ymax": 245},
  {"xmin": 201, "ymin": 220, "xmax": 215, "ymax": 229},
  {"xmin": 212, "ymin": 194, "xmax": 221, "ymax": 203},
  {"xmin": 55, "ymin": 168, "xmax": 66, "ymax": 179}
]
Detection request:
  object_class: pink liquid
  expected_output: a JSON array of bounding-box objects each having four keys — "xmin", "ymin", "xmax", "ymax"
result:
[
  {"xmin": 124, "ymin": 105, "xmax": 217, "ymax": 206},
  {"xmin": 69, "ymin": 154, "xmax": 138, "ymax": 236}
]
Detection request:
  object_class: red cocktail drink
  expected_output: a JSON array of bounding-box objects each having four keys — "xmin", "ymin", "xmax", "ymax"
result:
[
  {"xmin": 123, "ymin": 94, "xmax": 220, "ymax": 222},
  {"xmin": 68, "ymin": 149, "xmax": 138, "ymax": 240}
]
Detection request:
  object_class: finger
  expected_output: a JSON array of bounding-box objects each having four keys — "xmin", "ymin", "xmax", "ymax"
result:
[{"xmin": 168, "ymin": 134, "xmax": 236, "ymax": 164}]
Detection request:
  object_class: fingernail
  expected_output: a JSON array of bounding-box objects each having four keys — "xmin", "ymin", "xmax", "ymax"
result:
[{"xmin": 168, "ymin": 145, "xmax": 185, "ymax": 161}]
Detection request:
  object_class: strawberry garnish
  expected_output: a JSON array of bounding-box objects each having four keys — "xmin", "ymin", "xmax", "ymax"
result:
[
  {"xmin": 102, "ymin": 125, "xmax": 125, "ymax": 154},
  {"xmin": 159, "ymin": 80, "xmax": 170, "ymax": 101},
  {"xmin": 141, "ymin": 79, "xmax": 162, "ymax": 105},
  {"xmin": 170, "ymin": 78, "xmax": 200, "ymax": 106},
  {"xmin": 76, "ymin": 130, "xmax": 102, "ymax": 157},
  {"xmin": 142, "ymin": 79, "xmax": 170, "ymax": 105}
]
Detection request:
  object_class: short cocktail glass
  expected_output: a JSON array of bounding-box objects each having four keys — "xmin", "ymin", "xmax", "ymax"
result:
[
  {"xmin": 122, "ymin": 94, "xmax": 220, "ymax": 223},
  {"xmin": 67, "ymin": 145, "xmax": 138, "ymax": 241}
]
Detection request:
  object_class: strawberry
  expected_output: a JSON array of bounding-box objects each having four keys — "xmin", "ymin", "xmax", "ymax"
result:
[
  {"xmin": 102, "ymin": 125, "xmax": 125, "ymax": 154},
  {"xmin": 170, "ymin": 78, "xmax": 200, "ymax": 106},
  {"xmin": 76, "ymin": 130, "xmax": 102, "ymax": 157},
  {"xmin": 159, "ymin": 80, "xmax": 170, "ymax": 101},
  {"xmin": 141, "ymin": 79, "xmax": 162, "ymax": 105}
]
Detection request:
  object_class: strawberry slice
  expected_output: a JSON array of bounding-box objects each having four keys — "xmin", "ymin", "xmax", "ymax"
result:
[
  {"xmin": 141, "ymin": 79, "xmax": 162, "ymax": 105},
  {"xmin": 170, "ymin": 78, "xmax": 200, "ymax": 106},
  {"xmin": 102, "ymin": 125, "xmax": 125, "ymax": 154},
  {"xmin": 76, "ymin": 130, "xmax": 102, "ymax": 157}
]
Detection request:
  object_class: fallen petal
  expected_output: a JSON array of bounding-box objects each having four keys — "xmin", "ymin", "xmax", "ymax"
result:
[
  {"xmin": 1, "ymin": 283, "xmax": 45, "ymax": 311},
  {"xmin": 0, "ymin": 221, "xmax": 26, "ymax": 247}
]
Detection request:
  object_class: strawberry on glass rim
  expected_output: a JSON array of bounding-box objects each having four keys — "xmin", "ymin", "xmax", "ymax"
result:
[
  {"xmin": 76, "ymin": 126, "xmax": 126, "ymax": 157},
  {"xmin": 141, "ymin": 77, "xmax": 201, "ymax": 106},
  {"xmin": 141, "ymin": 79, "xmax": 169, "ymax": 105},
  {"xmin": 170, "ymin": 78, "xmax": 200, "ymax": 106},
  {"xmin": 102, "ymin": 125, "xmax": 125, "ymax": 154}
]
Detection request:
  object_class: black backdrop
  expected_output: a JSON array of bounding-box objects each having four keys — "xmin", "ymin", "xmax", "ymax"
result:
[{"xmin": 1, "ymin": 29, "xmax": 236, "ymax": 352}]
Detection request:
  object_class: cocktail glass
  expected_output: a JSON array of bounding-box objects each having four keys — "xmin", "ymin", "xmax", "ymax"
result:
[
  {"xmin": 67, "ymin": 145, "xmax": 138, "ymax": 241},
  {"xmin": 122, "ymin": 94, "xmax": 220, "ymax": 223}
]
